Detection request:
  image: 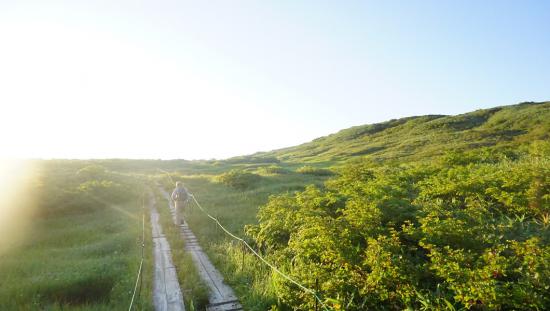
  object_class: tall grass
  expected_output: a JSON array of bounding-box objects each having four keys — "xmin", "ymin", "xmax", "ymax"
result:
[
  {"xmin": 0, "ymin": 163, "xmax": 153, "ymax": 310},
  {"xmin": 0, "ymin": 202, "xmax": 153, "ymax": 310},
  {"xmin": 152, "ymin": 188, "xmax": 209, "ymax": 310},
  {"xmin": 156, "ymin": 168, "xmax": 329, "ymax": 310}
]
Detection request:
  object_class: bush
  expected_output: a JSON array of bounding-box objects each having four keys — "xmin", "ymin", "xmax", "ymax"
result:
[
  {"xmin": 295, "ymin": 165, "xmax": 333, "ymax": 176},
  {"xmin": 247, "ymin": 142, "xmax": 550, "ymax": 310},
  {"xmin": 214, "ymin": 170, "xmax": 261, "ymax": 190},
  {"xmin": 226, "ymin": 155, "xmax": 280, "ymax": 164},
  {"xmin": 76, "ymin": 165, "xmax": 108, "ymax": 180},
  {"xmin": 257, "ymin": 165, "xmax": 289, "ymax": 175}
]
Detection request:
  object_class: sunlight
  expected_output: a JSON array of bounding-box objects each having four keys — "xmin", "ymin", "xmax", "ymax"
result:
[{"xmin": 0, "ymin": 158, "xmax": 39, "ymax": 255}]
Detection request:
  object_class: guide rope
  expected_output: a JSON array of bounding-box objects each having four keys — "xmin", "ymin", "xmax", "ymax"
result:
[
  {"xmin": 188, "ymin": 193, "xmax": 329, "ymax": 310},
  {"xmin": 128, "ymin": 189, "xmax": 146, "ymax": 311},
  {"xmin": 158, "ymin": 169, "xmax": 328, "ymax": 310}
]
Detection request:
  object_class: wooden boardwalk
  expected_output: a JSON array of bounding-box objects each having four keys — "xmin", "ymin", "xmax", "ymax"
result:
[
  {"xmin": 150, "ymin": 193, "xmax": 186, "ymax": 311},
  {"xmin": 159, "ymin": 188, "xmax": 243, "ymax": 311}
]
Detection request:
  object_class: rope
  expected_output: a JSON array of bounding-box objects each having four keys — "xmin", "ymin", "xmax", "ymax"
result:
[
  {"xmin": 128, "ymin": 189, "xmax": 146, "ymax": 311},
  {"xmin": 128, "ymin": 259, "xmax": 144, "ymax": 311},
  {"xmin": 189, "ymin": 193, "xmax": 330, "ymax": 311},
  {"xmin": 157, "ymin": 168, "xmax": 329, "ymax": 310},
  {"xmin": 159, "ymin": 168, "xmax": 175, "ymax": 185}
]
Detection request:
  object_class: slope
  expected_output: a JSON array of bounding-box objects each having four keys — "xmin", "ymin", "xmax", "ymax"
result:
[{"xmin": 257, "ymin": 101, "xmax": 549, "ymax": 164}]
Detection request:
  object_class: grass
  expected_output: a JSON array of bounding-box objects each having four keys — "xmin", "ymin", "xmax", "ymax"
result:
[
  {"xmin": 151, "ymin": 187, "xmax": 210, "ymax": 310},
  {"xmin": 0, "ymin": 201, "xmax": 153, "ymax": 310},
  {"xmin": 144, "ymin": 101, "xmax": 549, "ymax": 309},
  {"xmin": 155, "ymin": 168, "xmax": 330, "ymax": 310},
  {"xmin": 2, "ymin": 101, "xmax": 546, "ymax": 309},
  {"xmin": 0, "ymin": 160, "xmax": 326, "ymax": 310},
  {"xmin": 259, "ymin": 101, "xmax": 550, "ymax": 164}
]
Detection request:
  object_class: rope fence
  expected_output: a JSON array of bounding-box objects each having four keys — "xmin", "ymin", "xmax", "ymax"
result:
[
  {"xmin": 128, "ymin": 189, "xmax": 146, "ymax": 311},
  {"xmin": 157, "ymin": 169, "xmax": 329, "ymax": 311},
  {"xmin": 189, "ymin": 194, "xmax": 329, "ymax": 311}
]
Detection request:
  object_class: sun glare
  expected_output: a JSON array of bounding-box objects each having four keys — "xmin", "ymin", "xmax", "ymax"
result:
[{"xmin": 0, "ymin": 159, "xmax": 39, "ymax": 255}]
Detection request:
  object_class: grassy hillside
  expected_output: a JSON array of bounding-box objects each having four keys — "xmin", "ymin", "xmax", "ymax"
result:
[
  {"xmin": 2, "ymin": 101, "xmax": 545, "ymax": 310},
  {"xmin": 154, "ymin": 168, "xmax": 330, "ymax": 310},
  {"xmin": 152, "ymin": 101, "xmax": 549, "ymax": 310},
  {"xmin": 257, "ymin": 101, "xmax": 549, "ymax": 164}
]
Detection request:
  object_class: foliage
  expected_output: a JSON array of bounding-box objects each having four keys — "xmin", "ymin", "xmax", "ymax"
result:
[
  {"xmin": 162, "ymin": 170, "xmax": 328, "ymax": 311},
  {"xmin": 226, "ymin": 155, "xmax": 280, "ymax": 164},
  {"xmin": 214, "ymin": 169, "xmax": 262, "ymax": 190},
  {"xmin": 296, "ymin": 165, "xmax": 334, "ymax": 176},
  {"xmin": 262, "ymin": 101, "xmax": 550, "ymax": 163},
  {"xmin": 153, "ymin": 191, "xmax": 209, "ymax": 310},
  {"xmin": 153, "ymin": 103, "xmax": 549, "ymax": 310},
  {"xmin": 247, "ymin": 141, "xmax": 550, "ymax": 310},
  {"xmin": 256, "ymin": 165, "xmax": 290, "ymax": 175},
  {"xmin": 11, "ymin": 102, "xmax": 544, "ymax": 310},
  {"xmin": 0, "ymin": 162, "xmax": 152, "ymax": 310}
]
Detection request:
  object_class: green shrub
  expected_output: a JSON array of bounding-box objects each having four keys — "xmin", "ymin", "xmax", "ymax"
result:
[
  {"xmin": 76, "ymin": 165, "xmax": 108, "ymax": 180},
  {"xmin": 257, "ymin": 165, "xmax": 290, "ymax": 175},
  {"xmin": 214, "ymin": 170, "xmax": 261, "ymax": 190},
  {"xmin": 226, "ymin": 155, "xmax": 280, "ymax": 164},
  {"xmin": 295, "ymin": 165, "xmax": 333, "ymax": 176},
  {"xmin": 247, "ymin": 142, "xmax": 550, "ymax": 310}
]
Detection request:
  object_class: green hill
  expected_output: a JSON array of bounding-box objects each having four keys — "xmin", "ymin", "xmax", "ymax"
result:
[
  {"xmin": 196, "ymin": 100, "xmax": 550, "ymax": 310},
  {"xmin": 258, "ymin": 101, "xmax": 549, "ymax": 164}
]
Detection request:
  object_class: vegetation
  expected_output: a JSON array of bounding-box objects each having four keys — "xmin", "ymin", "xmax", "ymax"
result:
[
  {"xmin": 259, "ymin": 101, "xmax": 550, "ymax": 164},
  {"xmin": 160, "ymin": 101, "xmax": 549, "ymax": 310},
  {"xmin": 0, "ymin": 162, "xmax": 153, "ymax": 310},
  {"xmin": 296, "ymin": 165, "xmax": 334, "ymax": 176},
  {"xmin": 215, "ymin": 170, "xmax": 263, "ymax": 190},
  {"xmin": 156, "ymin": 170, "xmax": 330, "ymax": 310},
  {"xmin": 256, "ymin": 165, "xmax": 290, "ymax": 176},
  {"xmin": 151, "ymin": 188, "xmax": 209, "ymax": 309},
  {"xmin": 247, "ymin": 142, "xmax": 549, "ymax": 310},
  {"xmin": 1, "ymin": 101, "xmax": 547, "ymax": 310}
]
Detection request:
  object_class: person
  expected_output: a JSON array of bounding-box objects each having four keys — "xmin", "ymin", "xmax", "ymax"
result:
[{"xmin": 171, "ymin": 181, "xmax": 189, "ymax": 226}]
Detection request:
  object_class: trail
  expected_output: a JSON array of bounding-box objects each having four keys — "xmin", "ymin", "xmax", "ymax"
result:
[
  {"xmin": 150, "ymin": 192, "xmax": 186, "ymax": 311},
  {"xmin": 159, "ymin": 187, "xmax": 243, "ymax": 311}
]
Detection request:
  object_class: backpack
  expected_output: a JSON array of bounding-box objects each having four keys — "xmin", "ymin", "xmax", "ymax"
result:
[{"xmin": 175, "ymin": 188, "xmax": 188, "ymax": 201}]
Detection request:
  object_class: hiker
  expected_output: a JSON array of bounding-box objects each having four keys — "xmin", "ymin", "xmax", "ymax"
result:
[{"xmin": 171, "ymin": 181, "xmax": 189, "ymax": 225}]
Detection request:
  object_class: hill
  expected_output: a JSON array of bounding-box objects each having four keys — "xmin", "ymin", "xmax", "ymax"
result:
[
  {"xmin": 194, "ymin": 100, "xmax": 550, "ymax": 310},
  {"xmin": 256, "ymin": 101, "xmax": 549, "ymax": 164},
  {"xmin": 4, "ymin": 101, "xmax": 546, "ymax": 310}
]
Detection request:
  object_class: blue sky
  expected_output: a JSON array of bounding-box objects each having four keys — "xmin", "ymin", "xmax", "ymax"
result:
[{"xmin": 0, "ymin": 1, "xmax": 548, "ymax": 159}]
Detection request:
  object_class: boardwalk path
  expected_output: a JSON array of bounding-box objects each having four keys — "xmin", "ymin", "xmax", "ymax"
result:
[
  {"xmin": 150, "ymin": 192, "xmax": 186, "ymax": 311},
  {"xmin": 159, "ymin": 188, "xmax": 243, "ymax": 311}
]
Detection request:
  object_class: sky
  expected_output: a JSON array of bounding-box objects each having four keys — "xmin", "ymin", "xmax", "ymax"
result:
[{"xmin": 0, "ymin": 0, "xmax": 549, "ymax": 160}]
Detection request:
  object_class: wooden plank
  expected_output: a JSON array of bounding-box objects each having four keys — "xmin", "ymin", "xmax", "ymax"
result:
[{"xmin": 150, "ymin": 193, "xmax": 186, "ymax": 311}]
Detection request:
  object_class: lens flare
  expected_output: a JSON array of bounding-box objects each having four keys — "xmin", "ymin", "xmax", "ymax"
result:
[{"xmin": 0, "ymin": 159, "xmax": 39, "ymax": 255}]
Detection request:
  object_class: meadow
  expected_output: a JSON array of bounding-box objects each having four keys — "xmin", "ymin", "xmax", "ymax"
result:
[
  {"xmin": 0, "ymin": 101, "xmax": 548, "ymax": 310},
  {"xmin": 151, "ymin": 186, "xmax": 209, "ymax": 310},
  {"xmin": 0, "ymin": 162, "xmax": 153, "ymax": 310},
  {"xmin": 154, "ymin": 163, "xmax": 330, "ymax": 310},
  {"xmin": 152, "ymin": 102, "xmax": 549, "ymax": 310},
  {"xmin": 153, "ymin": 143, "xmax": 549, "ymax": 310}
]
